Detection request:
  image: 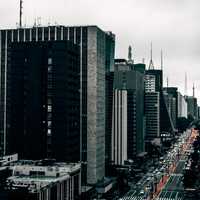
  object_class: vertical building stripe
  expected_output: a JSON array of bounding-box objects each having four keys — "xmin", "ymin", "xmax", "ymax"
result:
[
  {"xmin": 80, "ymin": 27, "xmax": 83, "ymax": 163},
  {"xmin": 17, "ymin": 29, "xmax": 19, "ymax": 42},
  {"xmin": 0, "ymin": 31, "xmax": 1, "ymax": 101},
  {"xmin": 36, "ymin": 27, "xmax": 38, "ymax": 41},
  {"xmin": 55, "ymin": 26, "xmax": 57, "ymax": 40},
  {"xmin": 23, "ymin": 29, "xmax": 26, "ymax": 42},
  {"xmin": 42, "ymin": 27, "xmax": 44, "ymax": 41},
  {"xmin": 11, "ymin": 30, "xmax": 14, "ymax": 42},
  {"xmin": 48, "ymin": 27, "xmax": 50, "ymax": 41},
  {"xmin": 74, "ymin": 27, "xmax": 76, "ymax": 44},
  {"xmin": 29, "ymin": 29, "xmax": 32, "ymax": 41},
  {"xmin": 61, "ymin": 26, "xmax": 64, "ymax": 40},
  {"xmin": 66, "ymin": 179, "xmax": 69, "ymax": 200},
  {"xmin": 111, "ymin": 90, "xmax": 115, "ymax": 162},
  {"xmin": 114, "ymin": 90, "xmax": 118, "ymax": 164},
  {"xmin": 67, "ymin": 27, "xmax": 69, "ymax": 40},
  {"xmin": 3, "ymin": 30, "xmax": 8, "ymax": 155}
]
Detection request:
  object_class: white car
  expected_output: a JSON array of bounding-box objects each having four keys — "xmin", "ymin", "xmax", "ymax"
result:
[{"xmin": 140, "ymin": 190, "xmax": 145, "ymax": 195}]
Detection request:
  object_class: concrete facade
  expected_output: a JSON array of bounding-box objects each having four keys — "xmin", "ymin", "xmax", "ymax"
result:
[
  {"xmin": 6, "ymin": 161, "xmax": 81, "ymax": 200},
  {"xmin": 112, "ymin": 90, "xmax": 128, "ymax": 165},
  {"xmin": 0, "ymin": 26, "xmax": 115, "ymax": 185},
  {"xmin": 112, "ymin": 60, "xmax": 145, "ymax": 164},
  {"xmin": 87, "ymin": 27, "xmax": 105, "ymax": 184},
  {"xmin": 177, "ymin": 92, "xmax": 188, "ymax": 118}
]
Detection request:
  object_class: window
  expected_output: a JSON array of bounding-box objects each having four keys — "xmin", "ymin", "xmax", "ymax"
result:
[
  {"xmin": 48, "ymin": 121, "xmax": 52, "ymax": 127},
  {"xmin": 48, "ymin": 58, "xmax": 52, "ymax": 65},
  {"xmin": 48, "ymin": 105, "xmax": 52, "ymax": 112},
  {"xmin": 47, "ymin": 129, "xmax": 51, "ymax": 135},
  {"xmin": 48, "ymin": 65, "xmax": 52, "ymax": 72}
]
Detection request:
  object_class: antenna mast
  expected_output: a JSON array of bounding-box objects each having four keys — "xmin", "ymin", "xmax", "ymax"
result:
[
  {"xmin": 19, "ymin": 0, "xmax": 23, "ymax": 28},
  {"xmin": 193, "ymin": 83, "xmax": 195, "ymax": 97},
  {"xmin": 128, "ymin": 46, "xmax": 132, "ymax": 61},
  {"xmin": 167, "ymin": 77, "xmax": 169, "ymax": 88},
  {"xmin": 128, "ymin": 46, "xmax": 134, "ymax": 64},
  {"xmin": 161, "ymin": 49, "xmax": 163, "ymax": 71},
  {"xmin": 184, "ymin": 73, "xmax": 187, "ymax": 96},
  {"xmin": 148, "ymin": 42, "xmax": 154, "ymax": 70}
]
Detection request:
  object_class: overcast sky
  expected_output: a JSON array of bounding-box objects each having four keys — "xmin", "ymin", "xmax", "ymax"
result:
[{"xmin": 0, "ymin": 0, "xmax": 200, "ymax": 100}]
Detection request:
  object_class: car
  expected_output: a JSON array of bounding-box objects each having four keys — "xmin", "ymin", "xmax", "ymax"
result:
[
  {"xmin": 139, "ymin": 190, "xmax": 145, "ymax": 195},
  {"xmin": 136, "ymin": 182, "xmax": 141, "ymax": 186},
  {"xmin": 146, "ymin": 177, "xmax": 151, "ymax": 181}
]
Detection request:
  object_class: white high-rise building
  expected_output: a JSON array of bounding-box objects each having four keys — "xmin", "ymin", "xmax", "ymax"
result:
[{"xmin": 177, "ymin": 92, "xmax": 188, "ymax": 118}]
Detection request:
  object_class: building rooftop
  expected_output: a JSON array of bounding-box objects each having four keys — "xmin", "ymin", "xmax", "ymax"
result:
[{"xmin": 6, "ymin": 160, "xmax": 81, "ymax": 193}]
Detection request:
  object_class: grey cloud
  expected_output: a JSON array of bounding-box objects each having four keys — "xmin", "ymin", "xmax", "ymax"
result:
[{"xmin": 0, "ymin": 0, "xmax": 200, "ymax": 101}]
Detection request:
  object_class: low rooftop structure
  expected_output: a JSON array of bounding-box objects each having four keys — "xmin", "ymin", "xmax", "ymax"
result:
[{"xmin": 4, "ymin": 159, "xmax": 81, "ymax": 200}]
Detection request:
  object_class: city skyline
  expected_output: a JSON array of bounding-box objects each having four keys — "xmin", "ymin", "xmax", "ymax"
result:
[
  {"xmin": 0, "ymin": 0, "xmax": 200, "ymax": 100},
  {"xmin": 0, "ymin": 9, "xmax": 199, "ymax": 198}
]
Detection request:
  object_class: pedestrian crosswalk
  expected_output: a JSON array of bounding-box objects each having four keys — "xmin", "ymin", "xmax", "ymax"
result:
[
  {"xmin": 119, "ymin": 196, "xmax": 183, "ymax": 200},
  {"xmin": 170, "ymin": 173, "xmax": 182, "ymax": 177},
  {"xmin": 156, "ymin": 190, "xmax": 184, "ymax": 200},
  {"xmin": 119, "ymin": 190, "xmax": 146, "ymax": 200},
  {"xmin": 156, "ymin": 198, "xmax": 183, "ymax": 200},
  {"xmin": 119, "ymin": 196, "xmax": 145, "ymax": 200}
]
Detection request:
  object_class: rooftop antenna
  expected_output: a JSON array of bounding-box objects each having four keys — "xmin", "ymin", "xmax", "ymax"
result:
[
  {"xmin": 19, "ymin": 0, "xmax": 23, "ymax": 28},
  {"xmin": 128, "ymin": 46, "xmax": 132, "ymax": 60},
  {"xmin": 184, "ymin": 72, "xmax": 187, "ymax": 96},
  {"xmin": 167, "ymin": 77, "xmax": 169, "ymax": 88},
  {"xmin": 37, "ymin": 17, "xmax": 41, "ymax": 26},
  {"xmin": 128, "ymin": 46, "xmax": 134, "ymax": 64},
  {"xmin": 33, "ymin": 18, "xmax": 37, "ymax": 27},
  {"xmin": 148, "ymin": 42, "xmax": 154, "ymax": 70},
  {"xmin": 193, "ymin": 83, "xmax": 195, "ymax": 97},
  {"xmin": 161, "ymin": 49, "xmax": 163, "ymax": 71}
]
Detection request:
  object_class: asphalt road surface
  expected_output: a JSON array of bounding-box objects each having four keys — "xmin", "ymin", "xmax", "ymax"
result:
[
  {"xmin": 156, "ymin": 149, "xmax": 187, "ymax": 199},
  {"xmin": 119, "ymin": 190, "xmax": 146, "ymax": 200},
  {"xmin": 119, "ymin": 130, "xmax": 194, "ymax": 200}
]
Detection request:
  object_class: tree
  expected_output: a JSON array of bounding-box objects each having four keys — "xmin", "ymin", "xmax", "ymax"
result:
[{"xmin": 177, "ymin": 117, "xmax": 190, "ymax": 132}]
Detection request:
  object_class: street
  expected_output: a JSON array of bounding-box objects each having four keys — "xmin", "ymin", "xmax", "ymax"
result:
[
  {"xmin": 119, "ymin": 129, "xmax": 195, "ymax": 200},
  {"xmin": 156, "ymin": 129, "xmax": 197, "ymax": 200}
]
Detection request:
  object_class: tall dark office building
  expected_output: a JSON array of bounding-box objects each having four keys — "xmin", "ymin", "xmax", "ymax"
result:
[
  {"xmin": 144, "ymin": 73, "xmax": 160, "ymax": 146},
  {"xmin": 112, "ymin": 59, "xmax": 145, "ymax": 165},
  {"xmin": 0, "ymin": 26, "xmax": 115, "ymax": 185},
  {"xmin": 105, "ymin": 71, "xmax": 114, "ymax": 174},
  {"xmin": 105, "ymin": 32, "xmax": 115, "ymax": 175},
  {"xmin": 186, "ymin": 96, "xmax": 198, "ymax": 119},
  {"xmin": 7, "ymin": 41, "xmax": 80, "ymax": 162},
  {"xmin": 163, "ymin": 87, "xmax": 178, "ymax": 128},
  {"xmin": 144, "ymin": 69, "xmax": 174, "ymax": 150}
]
